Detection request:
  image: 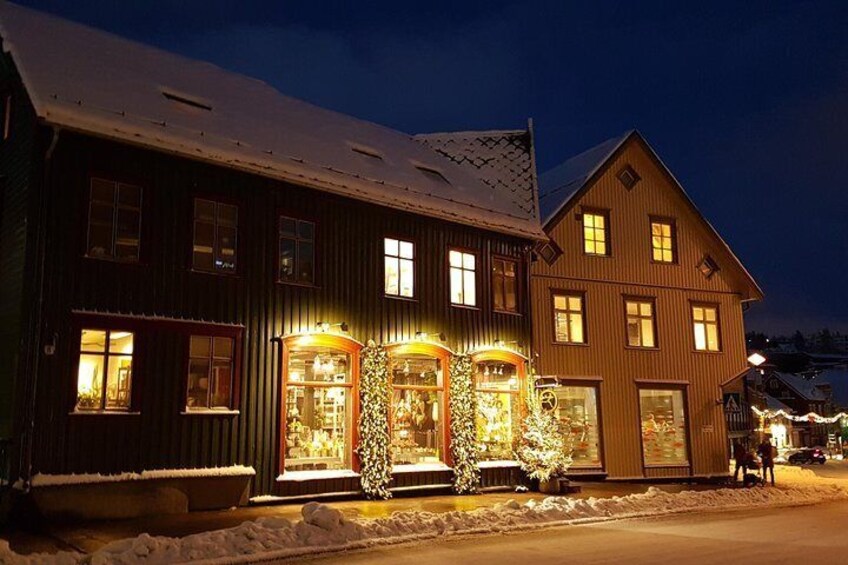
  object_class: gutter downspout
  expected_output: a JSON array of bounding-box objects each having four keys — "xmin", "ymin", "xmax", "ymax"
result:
[{"xmin": 21, "ymin": 126, "xmax": 59, "ymax": 490}]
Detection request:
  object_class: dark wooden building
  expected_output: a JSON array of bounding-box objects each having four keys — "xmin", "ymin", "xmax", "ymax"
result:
[{"xmin": 0, "ymin": 3, "xmax": 544, "ymax": 514}]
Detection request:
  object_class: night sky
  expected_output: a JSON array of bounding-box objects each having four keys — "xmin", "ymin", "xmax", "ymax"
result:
[{"xmin": 18, "ymin": 1, "xmax": 848, "ymax": 335}]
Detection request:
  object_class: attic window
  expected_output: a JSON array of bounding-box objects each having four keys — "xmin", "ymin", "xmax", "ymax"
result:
[
  {"xmin": 162, "ymin": 90, "xmax": 212, "ymax": 112},
  {"xmin": 697, "ymin": 255, "xmax": 719, "ymax": 279},
  {"xmin": 537, "ymin": 241, "xmax": 561, "ymax": 265},
  {"xmin": 617, "ymin": 165, "xmax": 640, "ymax": 190},
  {"xmin": 416, "ymin": 166, "xmax": 450, "ymax": 185},
  {"xmin": 351, "ymin": 146, "xmax": 383, "ymax": 161}
]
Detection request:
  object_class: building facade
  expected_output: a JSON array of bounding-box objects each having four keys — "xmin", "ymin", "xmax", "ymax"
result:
[
  {"xmin": 531, "ymin": 131, "xmax": 763, "ymax": 480},
  {"xmin": 0, "ymin": 3, "xmax": 543, "ymax": 512}
]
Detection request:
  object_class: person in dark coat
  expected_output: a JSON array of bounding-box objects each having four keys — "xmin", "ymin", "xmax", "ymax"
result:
[
  {"xmin": 733, "ymin": 440, "xmax": 748, "ymax": 483},
  {"xmin": 757, "ymin": 436, "xmax": 776, "ymax": 486}
]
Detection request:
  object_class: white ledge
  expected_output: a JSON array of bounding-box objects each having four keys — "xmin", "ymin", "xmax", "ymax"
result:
[
  {"xmin": 478, "ymin": 460, "xmax": 520, "ymax": 468},
  {"xmin": 392, "ymin": 463, "xmax": 452, "ymax": 473},
  {"xmin": 180, "ymin": 410, "xmax": 240, "ymax": 416},
  {"xmin": 276, "ymin": 469, "xmax": 360, "ymax": 482}
]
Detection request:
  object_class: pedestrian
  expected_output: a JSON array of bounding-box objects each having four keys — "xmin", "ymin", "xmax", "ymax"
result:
[
  {"xmin": 733, "ymin": 440, "xmax": 748, "ymax": 483},
  {"xmin": 757, "ymin": 436, "xmax": 775, "ymax": 486}
]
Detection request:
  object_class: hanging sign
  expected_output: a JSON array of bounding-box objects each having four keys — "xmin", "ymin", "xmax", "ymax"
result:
[{"xmin": 723, "ymin": 393, "xmax": 741, "ymax": 413}]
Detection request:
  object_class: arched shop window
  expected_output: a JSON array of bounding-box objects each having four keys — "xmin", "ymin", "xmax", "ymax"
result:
[
  {"xmin": 386, "ymin": 342, "xmax": 452, "ymax": 467},
  {"xmin": 471, "ymin": 349, "xmax": 527, "ymax": 462},
  {"xmin": 280, "ymin": 333, "xmax": 362, "ymax": 474}
]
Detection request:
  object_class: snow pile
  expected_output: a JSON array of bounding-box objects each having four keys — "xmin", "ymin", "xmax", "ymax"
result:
[
  {"xmin": 27, "ymin": 465, "xmax": 255, "ymax": 488},
  {"xmin": 4, "ymin": 479, "xmax": 847, "ymax": 564}
]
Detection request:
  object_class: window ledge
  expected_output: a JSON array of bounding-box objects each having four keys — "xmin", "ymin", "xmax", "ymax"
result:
[
  {"xmin": 478, "ymin": 460, "xmax": 519, "ymax": 469},
  {"xmin": 644, "ymin": 463, "xmax": 691, "ymax": 469},
  {"xmin": 392, "ymin": 463, "xmax": 452, "ymax": 473},
  {"xmin": 181, "ymin": 409, "xmax": 240, "ymax": 416},
  {"xmin": 276, "ymin": 470, "xmax": 360, "ymax": 482},
  {"xmin": 69, "ymin": 411, "xmax": 141, "ymax": 416}
]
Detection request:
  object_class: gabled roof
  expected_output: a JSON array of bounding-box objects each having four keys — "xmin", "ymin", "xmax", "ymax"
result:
[
  {"xmin": 538, "ymin": 131, "xmax": 631, "ymax": 223},
  {"xmin": 538, "ymin": 130, "xmax": 764, "ymax": 301},
  {"xmin": 817, "ymin": 369, "xmax": 848, "ymax": 409},
  {"xmin": 769, "ymin": 372, "xmax": 827, "ymax": 401},
  {"xmin": 0, "ymin": 3, "xmax": 545, "ymax": 240},
  {"xmin": 763, "ymin": 394, "xmax": 794, "ymax": 413},
  {"xmin": 415, "ymin": 126, "xmax": 539, "ymax": 221}
]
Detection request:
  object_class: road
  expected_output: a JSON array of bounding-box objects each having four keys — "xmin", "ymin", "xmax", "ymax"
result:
[{"xmin": 303, "ymin": 498, "xmax": 848, "ymax": 565}]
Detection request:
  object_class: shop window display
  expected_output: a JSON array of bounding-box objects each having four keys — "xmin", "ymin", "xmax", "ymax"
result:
[
  {"xmin": 639, "ymin": 388, "xmax": 688, "ymax": 466},
  {"xmin": 285, "ymin": 348, "xmax": 352, "ymax": 471},
  {"xmin": 475, "ymin": 361, "xmax": 520, "ymax": 461},
  {"xmin": 390, "ymin": 354, "xmax": 444, "ymax": 465},
  {"xmin": 552, "ymin": 385, "xmax": 601, "ymax": 468}
]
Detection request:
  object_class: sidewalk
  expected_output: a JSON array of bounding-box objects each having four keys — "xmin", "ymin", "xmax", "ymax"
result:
[{"xmin": 4, "ymin": 481, "xmax": 720, "ymax": 556}]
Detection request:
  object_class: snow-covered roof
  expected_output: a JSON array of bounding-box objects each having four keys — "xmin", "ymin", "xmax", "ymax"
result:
[
  {"xmin": 771, "ymin": 372, "xmax": 828, "ymax": 401},
  {"xmin": 415, "ymin": 127, "xmax": 539, "ymax": 220},
  {"xmin": 763, "ymin": 394, "xmax": 794, "ymax": 414},
  {"xmin": 817, "ymin": 369, "xmax": 848, "ymax": 409},
  {"xmin": 538, "ymin": 131, "xmax": 631, "ymax": 224},
  {"xmin": 0, "ymin": 3, "xmax": 545, "ymax": 240},
  {"xmin": 537, "ymin": 129, "xmax": 764, "ymax": 301}
]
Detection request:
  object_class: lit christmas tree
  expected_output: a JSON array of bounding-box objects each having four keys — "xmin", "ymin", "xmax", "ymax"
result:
[{"xmin": 515, "ymin": 377, "xmax": 572, "ymax": 484}]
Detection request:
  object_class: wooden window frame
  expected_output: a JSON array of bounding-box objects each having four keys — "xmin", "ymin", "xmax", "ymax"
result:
[
  {"xmin": 191, "ymin": 196, "xmax": 239, "ymax": 275},
  {"xmin": 470, "ymin": 348, "xmax": 528, "ymax": 462},
  {"xmin": 623, "ymin": 296, "xmax": 659, "ymax": 349},
  {"xmin": 85, "ymin": 176, "xmax": 143, "ymax": 263},
  {"xmin": 447, "ymin": 246, "xmax": 479, "ymax": 309},
  {"xmin": 385, "ymin": 341, "xmax": 453, "ymax": 467},
  {"xmin": 552, "ymin": 290, "xmax": 588, "ymax": 346},
  {"xmin": 690, "ymin": 301, "xmax": 722, "ymax": 353},
  {"xmin": 636, "ymin": 384, "xmax": 692, "ymax": 471},
  {"xmin": 278, "ymin": 333, "xmax": 362, "ymax": 476},
  {"xmin": 73, "ymin": 328, "xmax": 135, "ymax": 413},
  {"xmin": 278, "ymin": 214, "xmax": 318, "ymax": 287},
  {"xmin": 580, "ymin": 208, "xmax": 611, "ymax": 257},
  {"xmin": 383, "ymin": 235, "xmax": 416, "ymax": 300},
  {"xmin": 491, "ymin": 254, "xmax": 520, "ymax": 315},
  {"xmin": 697, "ymin": 254, "xmax": 719, "ymax": 279},
  {"xmin": 649, "ymin": 216, "xmax": 678, "ymax": 264},
  {"xmin": 185, "ymin": 334, "xmax": 240, "ymax": 413}
]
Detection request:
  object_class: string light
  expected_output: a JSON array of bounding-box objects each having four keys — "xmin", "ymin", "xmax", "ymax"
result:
[{"xmin": 751, "ymin": 405, "xmax": 848, "ymax": 424}]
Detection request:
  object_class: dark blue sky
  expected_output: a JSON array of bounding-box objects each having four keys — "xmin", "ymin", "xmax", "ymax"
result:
[{"xmin": 20, "ymin": 1, "xmax": 848, "ymax": 334}]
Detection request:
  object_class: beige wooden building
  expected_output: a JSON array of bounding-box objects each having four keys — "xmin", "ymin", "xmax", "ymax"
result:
[{"xmin": 532, "ymin": 130, "xmax": 763, "ymax": 480}]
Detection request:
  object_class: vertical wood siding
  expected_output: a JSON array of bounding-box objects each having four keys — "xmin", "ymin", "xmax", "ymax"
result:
[
  {"xmin": 532, "ymin": 139, "xmax": 753, "ymax": 479},
  {"xmin": 29, "ymin": 133, "xmax": 533, "ymax": 496}
]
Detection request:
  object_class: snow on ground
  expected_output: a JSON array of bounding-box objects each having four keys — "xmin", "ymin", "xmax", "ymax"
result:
[
  {"xmin": 2, "ymin": 467, "xmax": 845, "ymax": 565},
  {"xmin": 22, "ymin": 465, "xmax": 256, "ymax": 488}
]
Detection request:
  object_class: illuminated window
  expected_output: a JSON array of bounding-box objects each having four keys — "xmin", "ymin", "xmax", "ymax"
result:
[
  {"xmin": 639, "ymin": 388, "xmax": 689, "ymax": 466},
  {"xmin": 552, "ymin": 385, "xmax": 601, "ymax": 468},
  {"xmin": 284, "ymin": 346, "xmax": 353, "ymax": 472},
  {"xmin": 625, "ymin": 299, "xmax": 657, "ymax": 348},
  {"xmin": 279, "ymin": 216, "xmax": 315, "ymax": 284},
  {"xmin": 582, "ymin": 211, "xmax": 609, "ymax": 256},
  {"xmin": 186, "ymin": 336, "xmax": 235, "ymax": 411},
  {"xmin": 449, "ymin": 249, "xmax": 477, "ymax": 306},
  {"xmin": 390, "ymin": 353, "xmax": 445, "ymax": 465},
  {"xmin": 692, "ymin": 304, "xmax": 721, "ymax": 351},
  {"xmin": 76, "ymin": 329, "xmax": 134, "ymax": 411},
  {"xmin": 384, "ymin": 237, "xmax": 414, "ymax": 298},
  {"xmin": 87, "ymin": 178, "xmax": 142, "ymax": 262},
  {"xmin": 554, "ymin": 293, "xmax": 586, "ymax": 344},
  {"xmin": 650, "ymin": 219, "xmax": 676, "ymax": 263},
  {"xmin": 492, "ymin": 257, "xmax": 518, "ymax": 313},
  {"xmin": 475, "ymin": 360, "xmax": 520, "ymax": 461},
  {"xmin": 193, "ymin": 198, "xmax": 237, "ymax": 273}
]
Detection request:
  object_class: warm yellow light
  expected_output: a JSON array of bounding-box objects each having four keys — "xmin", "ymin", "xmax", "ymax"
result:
[{"xmin": 748, "ymin": 352, "xmax": 766, "ymax": 367}]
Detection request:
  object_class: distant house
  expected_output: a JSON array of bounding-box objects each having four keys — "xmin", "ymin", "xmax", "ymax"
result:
[
  {"xmin": 762, "ymin": 372, "xmax": 832, "ymax": 446},
  {"xmin": 530, "ymin": 130, "xmax": 763, "ymax": 480}
]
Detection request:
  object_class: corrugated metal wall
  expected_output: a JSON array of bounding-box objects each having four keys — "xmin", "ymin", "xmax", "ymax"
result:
[
  {"xmin": 532, "ymin": 138, "xmax": 752, "ymax": 479},
  {"xmin": 30, "ymin": 132, "xmax": 533, "ymax": 496}
]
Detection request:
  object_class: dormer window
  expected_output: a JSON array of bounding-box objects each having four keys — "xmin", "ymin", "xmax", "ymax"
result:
[{"xmin": 416, "ymin": 166, "xmax": 450, "ymax": 185}]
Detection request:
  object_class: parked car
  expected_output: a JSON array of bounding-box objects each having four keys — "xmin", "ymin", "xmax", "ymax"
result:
[{"xmin": 787, "ymin": 448, "xmax": 827, "ymax": 465}]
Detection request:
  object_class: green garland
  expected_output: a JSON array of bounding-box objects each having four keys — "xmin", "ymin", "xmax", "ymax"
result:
[
  {"xmin": 357, "ymin": 340, "xmax": 393, "ymax": 499},
  {"xmin": 449, "ymin": 354, "xmax": 480, "ymax": 494}
]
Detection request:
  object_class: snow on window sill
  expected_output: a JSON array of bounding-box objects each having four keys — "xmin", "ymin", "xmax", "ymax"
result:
[
  {"xmin": 392, "ymin": 463, "xmax": 452, "ymax": 473},
  {"xmin": 478, "ymin": 460, "xmax": 519, "ymax": 469},
  {"xmin": 276, "ymin": 469, "xmax": 360, "ymax": 482},
  {"xmin": 180, "ymin": 409, "xmax": 240, "ymax": 416},
  {"xmin": 69, "ymin": 410, "xmax": 141, "ymax": 416}
]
